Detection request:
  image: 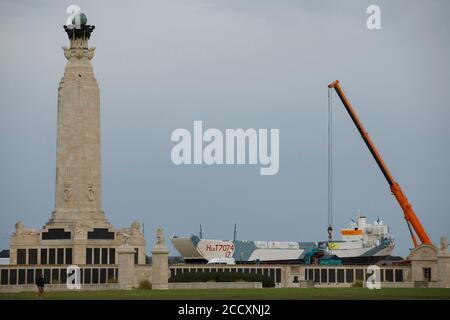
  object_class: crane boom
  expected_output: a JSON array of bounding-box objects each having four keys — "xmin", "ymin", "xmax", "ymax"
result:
[{"xmin": 328, "ymin": 80, "xmax": 432, "ymax": 247}]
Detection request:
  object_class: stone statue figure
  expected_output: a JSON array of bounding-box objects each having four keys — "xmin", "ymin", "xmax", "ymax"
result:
[
  {"xmin": 131, "ymin": 222, "xmax": 141, "ymax": 236},
  {"xmin": 15, "ymin": 222, "xmax": 24, "ymax": 236},
  {"xmin": 14, "ymin": 221, "xmax": 37, "ymax": 237},
  {"xmin": 441, "ymin": 236, "xmax": 448, "ymax": 252},
  {"xmin": 121, "ymin": 232, "xmax": 131, "ymax": 245},
  {"xmin": 156, "ymin": 228, "xmax": 165, "ymax": 246}
]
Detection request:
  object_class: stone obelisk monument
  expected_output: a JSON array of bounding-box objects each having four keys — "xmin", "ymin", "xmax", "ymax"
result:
[
  {"xmin": 49, "ymin": 21, "xmax": 107, "ymax": 226},
  {"xmin": 9, "ymin": 14, "xmax": 146, "ymax": 268}
]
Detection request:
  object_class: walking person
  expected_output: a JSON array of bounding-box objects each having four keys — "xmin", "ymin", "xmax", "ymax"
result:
[{"xmin": 35, "ymin": 276, "xmax": 45, "ymax": 300}]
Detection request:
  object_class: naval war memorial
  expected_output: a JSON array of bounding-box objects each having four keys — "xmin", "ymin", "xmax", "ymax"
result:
[{"xmin": 0, "ymin": 13, "xmax": 449, "ymax": 293}]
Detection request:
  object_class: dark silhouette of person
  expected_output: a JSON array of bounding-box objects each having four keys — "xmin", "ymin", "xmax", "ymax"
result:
[{"xmin": 35, "ymin": 276, "xmax": 45, "ymax": 299}]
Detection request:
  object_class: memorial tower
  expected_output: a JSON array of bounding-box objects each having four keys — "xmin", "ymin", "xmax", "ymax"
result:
[{"xmin": 9, "ymin": 13, "xmax": 146, "ymax": 269}]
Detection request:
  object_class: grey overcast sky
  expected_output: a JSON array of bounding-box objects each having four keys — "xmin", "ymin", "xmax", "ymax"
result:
[{"xmin": 0, "ymin": 0, "xmax": 449, "ymax": 257}]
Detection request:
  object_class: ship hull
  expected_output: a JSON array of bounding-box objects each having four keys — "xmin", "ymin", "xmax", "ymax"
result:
[{"xmin": 172, "ymin": 236, "xmax": 395, "ymax": 265}]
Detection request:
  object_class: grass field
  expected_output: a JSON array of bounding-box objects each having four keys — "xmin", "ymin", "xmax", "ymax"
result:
[{"xmin": 1, "ymin": 288, "xmax": 450, "ymax": 300}]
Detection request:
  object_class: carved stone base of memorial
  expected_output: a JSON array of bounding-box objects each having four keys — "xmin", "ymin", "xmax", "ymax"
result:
[
  {"xmin": 117, "ymin": 245, "xmax": 136, "ymax": 289},
  {"xmin": 408, "ymin": 237, "xmax": 450, "ymax": 288},
  {"xmin": 151, "ymin": 228, "xmax": 169, "ymax": 290},
  {"xmin": 408, "ymin": 244, "xmax": 439, "ymax": 286}
]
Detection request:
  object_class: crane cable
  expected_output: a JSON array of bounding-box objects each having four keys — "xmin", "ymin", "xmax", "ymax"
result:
[{"xmin": 327, "ymin": 87, "xmax": 334, "ymax": 243}]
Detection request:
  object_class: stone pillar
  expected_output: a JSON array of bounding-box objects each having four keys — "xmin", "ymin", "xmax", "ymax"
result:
[
  {"xmin": 151, "ymin": 228, "xmax": 169, "ymax": 290},
  {"xmin": 72, "ymin": 242, "xmax": 85, "ymax": 265},
  {"xmin": 281, "ymin": 266, "xmax": 290, "ymax": 288},
  {"xmin": 117, "ymin": 245, "xmax": 136, "ymax": 289},
  {"xmin": 9, "ymin": 248, "xmax": 17, "ymax": 265},
  {"xmin": 437, "ymin": 236, "xmax": 450, "ymax": 288},
  {"xmin": 72, "ymin": 223, "xmax": 87, "ymax": 265}
]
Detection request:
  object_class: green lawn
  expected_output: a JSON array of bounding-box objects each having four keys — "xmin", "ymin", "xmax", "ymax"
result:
[{"xmin": 1, "ymin": 288, "xmax": 450, "ymax": 300}]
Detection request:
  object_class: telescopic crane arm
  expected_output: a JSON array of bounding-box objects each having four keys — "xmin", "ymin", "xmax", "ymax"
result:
[{"xmin": 328, "ymin": 80, "xmax": 432, "ymax": 247}]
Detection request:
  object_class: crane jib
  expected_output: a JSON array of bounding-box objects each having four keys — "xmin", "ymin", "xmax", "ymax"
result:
[{"xmin": 334, "ymin": 86, "xmax": 394, "ymax": 186}]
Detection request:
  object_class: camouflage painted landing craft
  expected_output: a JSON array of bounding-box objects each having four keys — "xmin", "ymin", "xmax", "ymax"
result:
[{"xmin": 172, "ymin": 215, "xmax": 395, "ymax": 265}]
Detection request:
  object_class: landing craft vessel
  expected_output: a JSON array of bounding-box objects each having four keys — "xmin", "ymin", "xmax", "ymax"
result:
[{"xmin": 172, "ymin": 215, "xmax": 395, "ymax": 264}]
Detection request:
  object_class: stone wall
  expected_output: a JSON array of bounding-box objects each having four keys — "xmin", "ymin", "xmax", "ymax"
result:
[
  {"xmin": 2, "ymin": 252, "xmax": 448, "ymax": 291},
  {"xmin": 135, "ymin": 265, "xmax": 152, "ymax": 285}
]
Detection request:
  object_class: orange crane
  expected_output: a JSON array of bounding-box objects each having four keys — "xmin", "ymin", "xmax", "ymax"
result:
[{"xmin": 328, "ymin": 80, "xmax": 432, "ymax": 247}]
